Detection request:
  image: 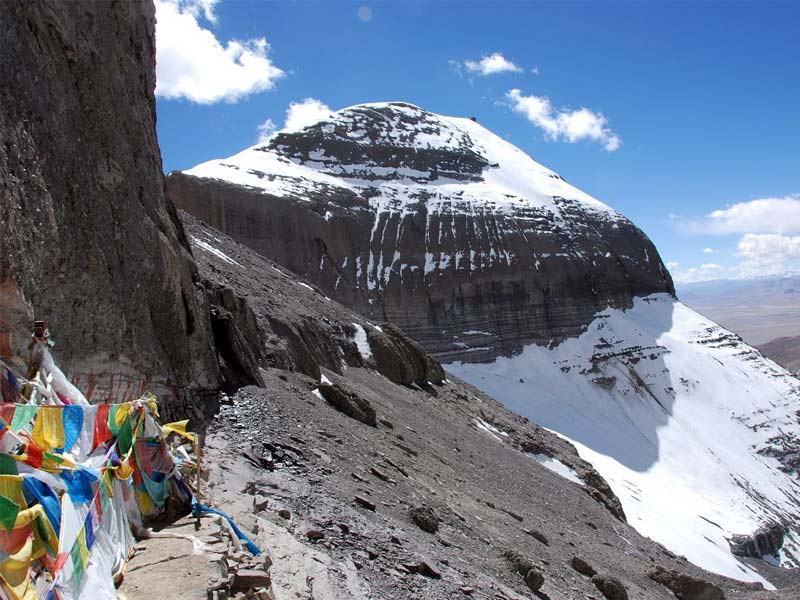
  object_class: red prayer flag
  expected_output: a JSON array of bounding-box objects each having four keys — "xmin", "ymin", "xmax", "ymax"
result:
[
  {"xmin": 0, "ymin": 403, "xmax": 14, "ymax": 427},
  {"xmin": 26, "ymin": 444, "xmax": 43, "ymax": 468},
  {"xmin": 93, "ymin": 404, "xmax": 111, "ymax": 449}
]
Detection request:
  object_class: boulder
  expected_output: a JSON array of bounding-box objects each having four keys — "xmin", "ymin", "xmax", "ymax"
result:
[
  {"xmin": 524, "ymin": 567, "xmax": 545, "ymax": 592},
  {"xmin": 570, "ymin": 556, "xmax": 597, "ymax": 577},
  {"xmin": 647, "ymin": 566, "xmax": 725, "ymax": 600},
  {"xmin": 503, "ymin": 549, "xmax": 535, "ymax": 577},
  {"xmin": 728, "ymin": 520, "xmax": 785, "ymax": 558},
  {"xmin": 591, "ymin": 574, "xmax": 628, "ymax": 600},
  {"xmin": 317, "ymin": 382, "xmax": 377, "ymax": 427},
  {"xmin": 409, "ymin": 506, "xmax": 439, "ymax": 534}
]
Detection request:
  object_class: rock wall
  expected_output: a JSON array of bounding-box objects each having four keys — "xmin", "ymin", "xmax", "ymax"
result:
[
  {"xmin": 0, "ymin": 0, "xmax": 220, "ymax": 405},
  {"xmin": 181, "ymin": 211, "xmax": 445, "ymax": 391}
]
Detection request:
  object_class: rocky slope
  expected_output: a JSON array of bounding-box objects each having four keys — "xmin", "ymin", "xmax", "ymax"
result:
[
  {"xmin": 0, "ymin": 0, "xmax": 219, "ymax": 412},
  {"xmin": 168, "ymin": 102, "xmax": 674, "ymax": 362},
  {"xmin": 176, "ymin": 210, "xmax": 787, "ymax": 600}
]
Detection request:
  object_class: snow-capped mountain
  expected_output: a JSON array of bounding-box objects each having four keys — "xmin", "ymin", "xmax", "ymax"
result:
[
  {"xmin": 168, "ymin": 102, "xmax": 673, "ymax": 361},
  {"xmin": 169, "ymin": 101, "xmax": 800, "ymax": 588}
]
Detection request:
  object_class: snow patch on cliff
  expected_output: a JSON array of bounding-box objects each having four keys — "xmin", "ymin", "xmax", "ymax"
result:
[
  {"xmin": 351, "ymin": 323, "xmax": 373, "ymax": 361},
  {"xmin": 529, "ymin": 453, "xmax": 582, "ymax": 485},
  {"xmin": 191, "ymin": 236, "xmax": 242, "ymax": 267}
]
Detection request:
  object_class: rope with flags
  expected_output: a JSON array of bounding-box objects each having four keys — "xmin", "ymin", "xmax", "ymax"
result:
[{"xmin": 0, "ymin": 356, "xmax": 227, "ymax": 599}]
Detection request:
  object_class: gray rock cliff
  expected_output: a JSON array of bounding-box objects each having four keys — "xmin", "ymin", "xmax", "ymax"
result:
[{"xmin": 0, "ymin": 0, "xmax": 219, "ymax": 408}]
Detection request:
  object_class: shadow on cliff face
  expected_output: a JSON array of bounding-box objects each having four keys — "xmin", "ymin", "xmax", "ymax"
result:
[{"xmin": 446, "ymin": 295, "xmax": 678, "ymax": 474}]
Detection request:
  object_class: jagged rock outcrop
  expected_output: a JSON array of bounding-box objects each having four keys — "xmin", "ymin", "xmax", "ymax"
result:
[
  {"xmin": 728, "ymin": 521, "xmax": 786, "ymax": 559},
  {"xmin": 167, "ymin": 102, "xmax": 674, "ymax": 362},
  {"xmin": 182, "ymin": 211, "xmax": 445, "ymax": 389},
  {"xmin": 0, "ymin": 0, "xmax": 219, "ymax": 410}
]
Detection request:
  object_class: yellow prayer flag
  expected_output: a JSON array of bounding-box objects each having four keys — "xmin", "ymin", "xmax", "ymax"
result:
[
  {"xmin": 30, "ymin": 408, "xmax": 64, "ymax": 453},
  {"xmin": 115, "ymin": 403, "xmax": 132, "ymax": 427},
  {"xmin": 161, "ymin": 420, "xmax": 196, "ymax": 442},
  {"xmin": 0, "ymin": 533, "xmax": 37, "ymax": 600}
]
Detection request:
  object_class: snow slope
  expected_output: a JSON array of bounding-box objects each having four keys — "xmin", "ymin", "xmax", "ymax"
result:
[{"xmin": 448, "ymin": 294, "xmax": 800, "ymax": 588}]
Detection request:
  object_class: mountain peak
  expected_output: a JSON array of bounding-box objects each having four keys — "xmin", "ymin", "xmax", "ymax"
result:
[
  {"xmin": 173, "ymin": 101, "xmax": 673, "ymax": 361},
  {"xmin": 263, "ymin": 101, "xmax": 492, "ymax": 184}
]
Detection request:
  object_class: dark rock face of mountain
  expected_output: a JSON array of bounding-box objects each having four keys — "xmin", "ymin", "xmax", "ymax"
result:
[
  {"xmin": 0, "ymin": 0, "xmax": 219, "ymax": 408},
  {"xmin": 168, "ymin": 102, "xmax": 674, "ymax": 361}
]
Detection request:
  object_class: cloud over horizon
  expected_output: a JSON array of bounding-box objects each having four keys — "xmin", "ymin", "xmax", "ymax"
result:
[
  {"xmin": 681, "ymin": 195, "xmax": 800, "ymax": 236},
  {"xmin": 505, "ymin": 89, "xmax": 621, "ymax": 151},
  {"xmin": 155, "ymin": 0, "xmax": 285, "ymax": 104},
  {"xmin": 670, "ymin": 262, "xmax": 723, "ymax": 285},
  {"xmin": 670, "ymin": 194, "xmax": 800, "ymax": 284}
]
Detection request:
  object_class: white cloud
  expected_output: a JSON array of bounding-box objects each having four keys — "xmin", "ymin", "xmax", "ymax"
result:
[
  {"xmin": 683, "ymin": 195, "xmax": 800, "ymax": 235},
  {"xmin": 462, "ymin": 53, "xmax": 523, "ymax": 76},
  {"xmin": 178, "ymin": 0, "xmax": 219, "ymax": 23},
  {"xmin": 671, "ymin": 262, "xmax": 723, "ymax": 285},
  {"xmin": 702, "ymin": 247, "xmax": 715, "ymax": 254},
  {"xmin": 155, "ymin": 0, "xmax": 285, "ymax": 104},
  {"xmin": 734, "ymin": 233, "xmax": 800, "ymax": 279},
  {"xmin": 284, "ymin": 98, "xmax": 333, "ymax": 131},
  {"xmin": 256, "ymin": 118, "xmax": 277, "ymax": 142},
  {"xmin": 671, "ymin": 233, "xmax": 800, "ymax": 284},
  {"xmin": 254, "ymin": 98, "xmax": 333, "ymax": 141},
  {"xmin": 506, "ymin": 89, "xmax": 621, "ymax": 151}
]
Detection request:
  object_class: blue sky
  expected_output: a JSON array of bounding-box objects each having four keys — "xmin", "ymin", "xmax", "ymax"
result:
[{"xmin": 155, "ymin": 0, "xmax": 800, "ymax": 285}]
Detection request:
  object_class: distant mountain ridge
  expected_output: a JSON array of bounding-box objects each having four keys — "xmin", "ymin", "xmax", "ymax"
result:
[
  {"xmin": 758, "ymin": 335, "xmax": 800, "ymax": 374},
  {"xmin": 679, "ymin": 276, "xmax": 800, "ymax": 345}
]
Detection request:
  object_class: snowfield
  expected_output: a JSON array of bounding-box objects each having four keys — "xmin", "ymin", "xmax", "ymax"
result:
[
  {"xmin": 185, "ymin": 102, "xmax": 618, "ymax": 217},
  {"xmin": 448, "ymin": 294, "xmax": 800, "ymax": 588}
]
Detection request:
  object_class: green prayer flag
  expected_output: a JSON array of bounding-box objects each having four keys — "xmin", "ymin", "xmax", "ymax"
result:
[
  {"xmin": 0, "ymin": 494, "xmax": 19, "ymax": 531},
  {"xmin": 107, "ymin": 405, "xmax": 122, "ymax": 436},
  {"xmin": 0, "ymin": 454, "xmax": 18, "ymax": 475},
  {"xmin": 70, "ymin": 538, "xmax": 86, "ymax": 585},
  {"xmin": 10, "ymin": 404, "xmax": 37, "ymax": 433},
  {"xmin": 117, "ymin": 418, "xmax": 133, "ymax": 455}
]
